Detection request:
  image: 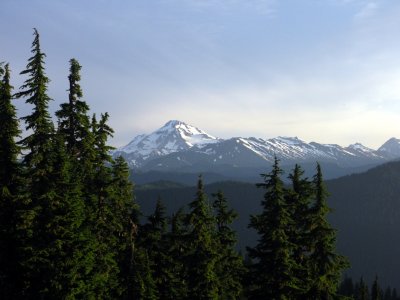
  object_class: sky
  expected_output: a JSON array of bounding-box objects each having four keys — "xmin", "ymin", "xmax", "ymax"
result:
[{"xmin": 1, "ymin": 0, "xmax": 400, "ymax": 149}]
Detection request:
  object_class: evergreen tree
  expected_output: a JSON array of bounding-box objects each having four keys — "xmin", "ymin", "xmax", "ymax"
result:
[
  {"xmin": 0, "ymin": 63, "xmax": 20, "ymax": 188},
  {"xmin": 15, "ymin": 28, "xmax": 55, "ymax": 165},
  {"xmin": 87, "ymin": 113, "xmax": 121, "ymax": 297},
  {"xmin": 212, "ymin": 190, "xmax": 244, "ymax": 299},
  {"xmin": 306, "ymin": 163, "xmax": 349, "ymax": 299},
  {"xmin": 355, "ymin": 277, "xmax": 370, "ymax": 300},
  {"xmin": 131, "ymin": 247, "xmax": 157, "ymax": 300},
  {"xmin": 392, "ymin": 288, "xmax": 398, "ymax": 300},
  {"xmin": 383, "ymin": 286, "xmax": 392, "ymax": 300},
  {"xmin": 54, "ymin": 57, "xmax": 106, "ymax": 298},
  {"xmin": 185, "ymin": 176, "xmax": 219, "ymax": 299},
  {"xmin": 139, "ymin": 199, "xmax": 171, "ymax": 298},
  {"xmin": 110, "ymin": 156, "xmax": 140, "ymax": 299},
  {"xmin": 372, "ymin": 276, "xmax": 382, "ymax": 300},
  {"xmin": 338, "ymin": 275, "xmax": 355, "ymax": 298},
  {"xmin": 14, "ymin": 28, "xmax": 59, "ymax": 298},
  {"xmin": 55, "ymin": 60, "xmax": 95, "ymax": 195},
  {"xmin": 43, "ymin": 133, "xmax": 88, "ymax": 298},
  {"xmin": 55, "ymin": 58, "xmax": 91, "ymax": 159},
  {"xmin": 167, "ymin": 207, "xmax": 189, "ymax": 299},
  {"xmin": 247, "ymin": 157, "xmax": 300, "ymax": 299},
  {"xmin": 286, "ymin": 164, "xmax": 314, "ymax": 296},
  {"xmin": 0, "ymin": 63, "xmax": 23, "ymax": 298}
]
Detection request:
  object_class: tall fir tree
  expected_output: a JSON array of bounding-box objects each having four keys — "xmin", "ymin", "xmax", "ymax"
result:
[
  {"xmin": 383, "ymin": 286, "xmax": 392, "ymax": 300},
  {"xmin": 0, "ymin": 63, "xmax": 23, "ymax": 298},
  {"xmin": 306, "ymin": 163, "xmax": 349, "ymax": 299},
  {"xmin": 247, "ymin": 157, "xmax": 300, "ymax": 299},
  {"xmin": 391, "ymin": 288, "xmax": 398, "ymax": 300},
  {"xmin": 286, "ymin": 164, "xmax": 314, "ymax": 297},
  {"xmin": 56, "ymin": 64, "xmax": 96, "ymax": 198},
  {"xmin": 131, "ymin": 247, "xmax": 157, "ymax": 300},
  {"xmin": 0, "ymin": 64, "xmax": 20, "ymax": 185},
  {"xmin": 55, "ymin": 58, "xmax": 91, "ymax": 159},
  {"xmin": 54, "ymin": 57, "xmax": 111, "ymax": 298},
  {"xmin": 355, "ymin": 277, "xmax": 370, "ymax": 300},
  {"xmin": 167, "ymin": 207, "xmax": 189, "ymax": 299},
  {"xmin": 338, "ymin": 275, "xmax": 355, "ymax": 298},
  {"xmin": 14, "ymin": 28, "xmax": 60, "ymax": 298},
  {"xmin": 212, "ymin": 190, "xmax": 244, "ymax": 299},
  {"xmin": 138, "ymin": 199, "xmax": 172, "ymax": 298},
  {"xmin": 87, "ymin": 113, "xmax": 121, "ymax": 297},
  {"xmin": 372, "ymin": 276, "xmax": 382, "ymax": 300},
  {"xmin": 42, "ymin": 133, "xmax": 88, "ymax": 298},
  {"xmin": 110, "ymin": 156, "xmax": 140, "ymax": 298},
  {"xmin": 185, "ymin": 176, "xmax": 219, "ymax": 299},
  {"xmin": 15, "ymin": 28, "xmax": 55, "ymax": 166}
]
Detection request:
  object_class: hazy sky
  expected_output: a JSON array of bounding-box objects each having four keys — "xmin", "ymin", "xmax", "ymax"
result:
[{"xmin": 2, "ymin": 0, "xmax": 400, "ymax": 149}]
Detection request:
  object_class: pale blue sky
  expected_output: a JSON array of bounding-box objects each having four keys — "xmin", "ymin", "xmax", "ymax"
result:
[{"xmin": 1, "ymin": 0, "xmax": 400, "ymax": 148}]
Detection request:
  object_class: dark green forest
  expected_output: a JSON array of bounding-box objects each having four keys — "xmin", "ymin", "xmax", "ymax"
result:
[
  {"xmin": 0, "ymin": 29, "xmax": 396, "ymax": 299},
  {"xmin": 135, "ymin": 160, "xmax": 400, "ymax": 293}
]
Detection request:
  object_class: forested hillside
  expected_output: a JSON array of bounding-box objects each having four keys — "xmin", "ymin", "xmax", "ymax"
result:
[
  {"xmin": 136, "ymin": 161, "xmax": 400, "ymax": 291},
  {"xmin": 328, "ymin": 161, "xmax": 400, "ymax": 290}
]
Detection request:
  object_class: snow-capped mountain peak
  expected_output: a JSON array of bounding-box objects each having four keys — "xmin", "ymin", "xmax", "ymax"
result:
[
  {"xmin": 348, "ymin": 143, "xmax": 374, "ymax": 152},
  {"xmin": 113, "ymin": 120, "xmax": 399, "ymax": 170},
  {"xmin": 274, "ymin": 136, "xmax": 305, "ymax": 145},
  {"xmin": 378, "ymin": 138, "xmax": 400, "ymax": 158},
  {"xmin": 159, "ymin": 120, "xmax": 219, "ymax": 147},
  {"xmin": 113, "ymin": 120, "xmax": 220, "ymax": 166}
]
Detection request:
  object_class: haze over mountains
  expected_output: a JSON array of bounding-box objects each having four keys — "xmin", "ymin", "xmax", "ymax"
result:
[{"xmin": 113, "ymin": 120, "xmax": 400, "ymax": 181}]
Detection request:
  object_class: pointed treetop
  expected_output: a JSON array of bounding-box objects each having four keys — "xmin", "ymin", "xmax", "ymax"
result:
[{"xmin": 68, "ymin": 58, "xmax": 83, "ymax": 99}]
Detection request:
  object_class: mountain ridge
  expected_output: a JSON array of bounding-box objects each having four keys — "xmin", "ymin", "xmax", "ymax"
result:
[{"xmin": 113, "ymin": 120, "xmax": 400, "ymax": 174}]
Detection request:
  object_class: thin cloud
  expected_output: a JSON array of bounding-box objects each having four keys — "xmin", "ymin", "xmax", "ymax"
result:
[
  {"xmin": 168, "ymin": 0, "xmax": 276, "ymax": 16},
  {"xmin": 3, "ymin": 0, "xmax": 400, "ymax": 149},
  {"xmin": 354, "ymin": 1, "xmax": 379, "ymax": 20}
]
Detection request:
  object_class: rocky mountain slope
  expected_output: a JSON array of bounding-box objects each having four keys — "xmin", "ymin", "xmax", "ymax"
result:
[{"xmin": 113, "ymin": 121, "xmax": 400, "ymax": 179}]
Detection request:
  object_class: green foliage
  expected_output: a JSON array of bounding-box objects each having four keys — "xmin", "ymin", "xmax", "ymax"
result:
[
  {"xmin": 138, "ymin": 199, "xmax": 171, "ymax": 298},
  {"xmin": 247, "ymin": 159, "xmax": 348, "ymax": 299},
  {"xmin": 0, "ymin": 30, "xmax": 144, "ymax": 299},
  {"xmin": 247, "ymin": 157, "xmax": 300, "ymax": 299},
  {"xmin": 0, "ymin": 29, "xmax": 357, "ymax": 299},
  {"xmin": 338, "ymin": 275, "xmax": 355, "ymax": 298},
  {"xmin": 372, "ymin": 276, "xmax": 383, "ymax": 300},
  {"xmin": 131, "ymin": 247, "xmax": 157, "ymax": 300},
  {"xmin": 0, "ymin": 63, "xmax": 21, "ymax": 187},
  {"xmin": 85, "ymin": 113, "xmax": 122, "ymax": 297},
  {"xmin": 286, "ymin": 164, "xmax": 314, "ymax": 294},
  {"xmin": 110, "ymin": 156, "xmax": 140, "ymax": 298},
  {"xmin": 306, "ymin": 163, "xmax": 349, "ymax": 299},
  {"xmin": 13, "ymin": 28, "xmax": 60, "ymax": 298},
  {"xmin": 167, "ymin": 207, "xmax": 189, "ymax": 299},
  {"xmin": 56, "ymin": 58, "xmax": 90, "ymax": 159},
  {"xmin": 355, "ymin": 277, "xmax": 370, "ymax": 300},
  {"xmin": 185, "ymin": 176, "xmax": 219, "ymax": 299},
  {"xmin": 0, "ymin": 63, "xmax": 24, "ymax": 298},
  {"xmin": 212, "ymin": 190, "xmax": 244, "ymax": 299},
  {"xmin": 16, "ymin": 28, "xmax": 55, "ymax": 166},
  {"xmin": 42, "ymin": 134, "xmax": 88, "ymax": 298}
]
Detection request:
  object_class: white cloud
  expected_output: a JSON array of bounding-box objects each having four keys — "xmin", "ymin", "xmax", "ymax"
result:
[{"xmin": 354, "ymin": 1, "xmax": 379, "ymax": 20}]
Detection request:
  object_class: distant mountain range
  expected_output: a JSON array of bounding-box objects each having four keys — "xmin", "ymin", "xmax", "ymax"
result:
[{"xmin": 113, "ymin": 120, "xmax": 400, "ymax": 181}]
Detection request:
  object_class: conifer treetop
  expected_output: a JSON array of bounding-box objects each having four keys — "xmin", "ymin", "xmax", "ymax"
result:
[{"xmin": 16, "ymin": 28, "xmax": 54, "ymax": 146}]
